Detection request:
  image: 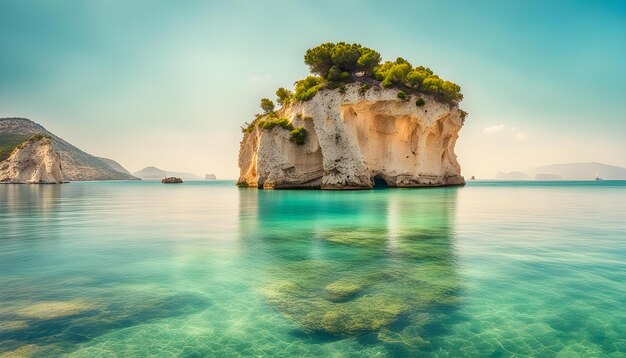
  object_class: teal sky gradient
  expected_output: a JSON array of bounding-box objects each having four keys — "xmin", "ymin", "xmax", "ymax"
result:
[{"xmin": 1, "ymin": 0, "xmax": 625, "ymax": 178}]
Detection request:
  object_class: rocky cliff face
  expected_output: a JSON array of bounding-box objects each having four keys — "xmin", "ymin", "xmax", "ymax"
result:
[
  {"xmin": 0, "ymin": 136, "xmax": 63, "ymax": 183},
  {"xmin": 238, "ymin": 84, "xmax": 465, "ymax": 189},
  {"xmin": 0, "ymin": 118, "xmax": 138, "ymax": 181}
]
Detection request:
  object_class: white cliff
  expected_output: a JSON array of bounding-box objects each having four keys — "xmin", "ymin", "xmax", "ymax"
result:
[
  {"xmin": 0, "ymin": 136, "xmax": 64, "ymax": 184},
  {"xmin": 238, "ymin": 83, "xmax": 465, "ymax": 189},
  {"xmin": 0, "ymin": 117, "xmax": 138, "ymax": 181}
]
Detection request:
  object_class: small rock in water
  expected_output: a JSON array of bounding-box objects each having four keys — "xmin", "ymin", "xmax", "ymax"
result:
[{"xmin": 161, "ymin": 177, "xmax": 183, "ymax": 184}]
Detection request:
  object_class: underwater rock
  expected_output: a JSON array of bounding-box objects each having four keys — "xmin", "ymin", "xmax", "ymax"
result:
[
  {"xmin": 378, "ymin": 328, "xmax": 431, "ymax": 348},
  {"xmin": 263, "ymin": 280, "xmax": 408, "ymax": 335},
  {"xmin": 320, "ymin": 228, "xmax": 388, "ymax": 247},
  {"xmin": 262, "ymin": 277, "xmax": 410, "ymax": 335},
  {"xmin": 13, "ymin": 300, "xmax": 96, "ymax": 320},
  {"xmin": 0, "ymin": 344, "xmax": 43, "ymax": 358},
  {"xmin": 300, "ymin": 294, "xmax": 409, "ymax": 335},
  {"xmin": 324, "ymin": 279, "xmax": 362, "ymax": 302},
  {"xmin": 260, "ymin": 249, "xmax": 462, "ymax": 337},
  {"xmin": 0, "ymin": 320, "xmax": 28, "ymax": 332}
]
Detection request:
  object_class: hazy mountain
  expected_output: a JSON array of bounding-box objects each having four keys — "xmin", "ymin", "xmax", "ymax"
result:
[
  {"xmin": 533, "ymin": 173, "xmax": 562, "ymax": 180},
  {"xmin": 205, "ymin": 174, "xmax": 217, "ymax": 180},
  {"xmin": 133, "ymin": 166, "xmax": 202, "ymax": 180},
  {"xmin": 527, "ymin": 162, "xmax": 626, "ymax": 180},
  {"xmin": 494, "ymin": 162, "xmax": 626, "ymax": 180},
  {"xmin": 97, "ymin": 157, "xmax": 132, "ymax": 175},
  {"xmin": 0, "ymin": 117, "xmax": 137, "ymax": 181},
  {"xmin": 494, "ymin": 171, "xmax": 529, "ymax": 179}
]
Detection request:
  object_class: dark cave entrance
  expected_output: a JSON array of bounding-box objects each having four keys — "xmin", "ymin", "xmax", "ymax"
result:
[{"xmin": 372, "ymin": 175, "xmax": 389, "ymax": 189}]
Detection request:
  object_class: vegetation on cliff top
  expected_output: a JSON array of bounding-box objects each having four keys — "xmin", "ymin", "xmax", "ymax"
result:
[
  {"xmin": 242, "ymin": 98, "xmax": 293, "ymax": 133},
  {"xmin": 243, "ymin": 42, "xmax": 465, "ymax": 135},
  {"xmin": 0, "ymin": 134, "xmax": 48, "ymax": 162},
  {"xmin": 0, "ymin": 134, "xmax": 27, "ymax": 162},
  {"xmin": 289, "ymin": 42, "xmax": 463, "ymax": 105}
]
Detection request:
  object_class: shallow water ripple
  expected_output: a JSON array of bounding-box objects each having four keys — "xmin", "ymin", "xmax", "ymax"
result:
[{"xmin": 0, "ymin": 180, "xmax": 624, "ymax": 356}]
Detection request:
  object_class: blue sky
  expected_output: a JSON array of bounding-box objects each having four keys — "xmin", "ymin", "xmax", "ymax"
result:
[{"xmin": 1, "ymin": 0, "xmax": 625, "ymax": 178}]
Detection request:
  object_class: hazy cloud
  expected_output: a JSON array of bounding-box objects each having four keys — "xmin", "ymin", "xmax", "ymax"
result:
[
  {"xmin": 483, "ymin": 124, "xmax": 505, "ymax": 134},
  {"xmin": 484, "ymin": 124, "xmax": 528, "ymax": 142}
]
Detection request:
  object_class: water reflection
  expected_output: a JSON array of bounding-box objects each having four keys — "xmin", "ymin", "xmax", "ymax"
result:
[
  {"xmin": 0, "ymin": 183, "xmax": 218, "ymax": 356},
  {"xmin": 0, "ymin": 184, "xmax": 62, "ymax": 211},
  {"xmin": 0, "ymin": 184, "xmax": 64, "ymax": 245},
  {"xmin": 238, "ymin": 188, "xmax": 462, "ymax": 352}
]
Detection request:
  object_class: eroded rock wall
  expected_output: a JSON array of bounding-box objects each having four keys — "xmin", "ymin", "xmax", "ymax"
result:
[
  {"xmin": 0, "ymin": 117, "xmax": 138, "ymax": 181},
  {"xmin": 238, "ymin": 83, "xmax": 465, "ymax": 189},
  {"xmin": 0, "ymin": 137, "xmax": 64, "ymax": 184}
]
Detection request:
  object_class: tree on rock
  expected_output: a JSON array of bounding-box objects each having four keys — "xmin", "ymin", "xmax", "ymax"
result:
[
  {"xmin": 304, "ymin": 42, "xmax": 381, "ymax": 80},
  {"xmin": 260, "ymin": 98, "xmax": 275, "ymax": 114},
  {"xmin": 276, "ymin": 87, "xmax": 294, "ymax": 106}
]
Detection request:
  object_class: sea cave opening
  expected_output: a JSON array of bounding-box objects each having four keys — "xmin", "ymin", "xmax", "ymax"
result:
[{"xmin": 372, "ymin": 175, "xmax": 389, "ymax": 189}]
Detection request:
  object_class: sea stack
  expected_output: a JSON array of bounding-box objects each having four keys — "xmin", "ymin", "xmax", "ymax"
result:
[
  {"xmin": 237, "ymin": 43, "xmax": 466, "ymax": 190},
  {"xmin": 238, "ymin": 85, "xmax": 464, "ymax": 189}
]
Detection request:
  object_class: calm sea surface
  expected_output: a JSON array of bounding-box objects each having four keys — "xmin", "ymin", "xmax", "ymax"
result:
[{"xmin": 1, "ymin": 180, "xmax": 625, "ymax": 357}]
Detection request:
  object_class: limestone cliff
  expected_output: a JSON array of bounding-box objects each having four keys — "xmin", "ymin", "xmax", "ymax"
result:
[
  {"xmin": 0, "ymin": 117, "xmax": 138, "ymax": 181},
  {"xmin": 238, "ymin": 83, "xmax": 465, "ymax": 189},
  {"xmin": 0, "ymin": 136, "xmax": 63, "ymax": 184}
]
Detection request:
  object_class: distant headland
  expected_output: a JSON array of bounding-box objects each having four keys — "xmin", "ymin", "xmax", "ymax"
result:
[
  {"xmin": 0, "ymin": 117, "xmax": 137, "ymax": 183},
  {"xmin": 495, "ymin": 162, "xmax": 626, "ymax": 180}
]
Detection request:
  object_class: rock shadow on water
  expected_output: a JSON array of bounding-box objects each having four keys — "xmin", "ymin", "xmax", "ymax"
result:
[{"xmin": 239, "ymin": 187, "xmax": 466, "ymax": 353}]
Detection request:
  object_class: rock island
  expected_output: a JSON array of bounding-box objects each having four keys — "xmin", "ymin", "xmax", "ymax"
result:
[{"xmin": 238, "ymin": 43, "xmax": 466, "ymax": 189}]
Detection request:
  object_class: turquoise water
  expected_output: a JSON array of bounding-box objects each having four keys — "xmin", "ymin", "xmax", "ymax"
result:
[{"xmin": 1, "ymin": 180, "xmax": 625, "ymax": 357}]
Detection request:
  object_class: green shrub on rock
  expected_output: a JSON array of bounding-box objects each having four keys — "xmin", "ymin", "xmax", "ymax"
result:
[
  {"xmin": 358, "ymin": 83, "xmax": 371, "ymax": 95},
  {"xmin": 289, "ymin": 127, "xmax": 308, "ymax": 145},
  {"xmin": 259, "ymin": 117, "xmax": 293, "ymax": 131},
  {"xmin": 406, "ymin": 66, "xmax": 433, "ymax": 88},
  {"xmin": 460, "ymin": 109, "xmax": 468, "ymax": 120},
  {"xmin": 294, "ymin": 76, "xmax": 324, "ymax": 101},
  {"xmin": 377, "ymin": 59, "xmax": 412, "ymax": 88},
  {"xmin": 243, "ymin": 42, "xmax": 465, "ymax": 132}
]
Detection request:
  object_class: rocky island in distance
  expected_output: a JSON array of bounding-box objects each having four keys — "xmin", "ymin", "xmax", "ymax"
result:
[{"xmin": 238, "ymin": 43, "xmax": 466, "ymax": 190}]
